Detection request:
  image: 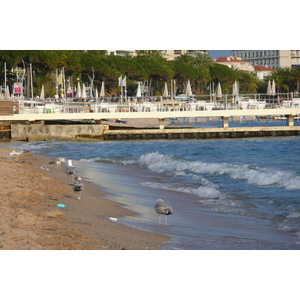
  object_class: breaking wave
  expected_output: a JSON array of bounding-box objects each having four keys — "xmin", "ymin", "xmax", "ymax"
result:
[{"xmin": 138, "ymin": 152, "xmax": 300, "ymax": 190}]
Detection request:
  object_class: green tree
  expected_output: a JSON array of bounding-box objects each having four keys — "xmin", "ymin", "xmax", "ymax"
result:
[
  {"xmin": 234, "ymin": 69, "xmax": 258, "ymax": 94},
  {"xmin": 209, "ymin": 63, "xmax": 237, "ymax": 94},
  {"xmin": 268, "ymin": 68, "xmax": 292, "ymax": 93},
  {"xmin": 0, "ymin": 50, "xmax": 58, "ymax": 97},
  {"xmin": 134, "ymin": 52, "xmax": 174, "ymax": 96}
]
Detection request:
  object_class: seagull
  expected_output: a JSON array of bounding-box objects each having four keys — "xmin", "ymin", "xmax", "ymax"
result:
[
  {"xmin": 155, "ymin": 199, "xmax": 174, "ymax": 225},
  {"xmin": 66, "ymin": 159, "xmax": 76, "ymax": 180},
  {"xmin": 49, "ymin": 157, "xmax": 65, "ymax": 169},
  {"xmin": 73, "ymin": 176, "xmax": 84, "ymax": 200},
  {"xmin": 9, "ymin": 149, "xmax": 28, "ymax": 161}
]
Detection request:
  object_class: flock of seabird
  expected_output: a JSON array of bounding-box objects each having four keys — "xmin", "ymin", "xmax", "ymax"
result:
[
  {"xmin": 49, "ymin": 159, "xmax": 174, "ymax": 223},
  {"xmin": 9, "ymin": 149, "xmax": 174, "ymax": 224},
  {"xmin": 49, "ymin": 158, "xmax": 84, "ymax": 201}
]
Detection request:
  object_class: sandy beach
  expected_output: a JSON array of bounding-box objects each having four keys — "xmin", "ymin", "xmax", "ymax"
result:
[{"xmin": 0, "ymin": 146, "xmax": 168, "ymax": 250}]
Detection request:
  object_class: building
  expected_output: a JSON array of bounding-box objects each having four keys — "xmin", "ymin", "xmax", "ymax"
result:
[
  {"xmin": 291, "ymin": 50, "xmax": 300, "ymax": 67},
  {"xmin": 253, "ymin": 65, "xmax": 276, "ymax": 80},
  {"xmin": 161, "ymin": 50, "xmax": 208, "ymax": 60},
  {"xmin": 106, "ymin": 50, "xmax": 135, "ymax": 57},
  {"xmin": 214, "ymin": 56, "xmax": 276, "ymax": 80},
  {"xmin": 231, "ymin": 50, "xmax": 300, "ymax": 69},
  {"xmin": 214, "ymin": 56, "xmax": 254, "ymax": 72}
]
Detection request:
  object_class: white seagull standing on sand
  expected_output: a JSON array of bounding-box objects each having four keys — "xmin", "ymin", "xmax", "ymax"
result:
[
  {"xmin": 73, "ymin": 176, "xmax": 84, "ymax": 200},
  {"xmin": 155, "ymin": 199, "xmax": 174, "ymax": 225},
  {"xmin": 9, "ymin": 149, "xmax": 28, "ymax": 161},
  {"xmin": 66, "ymin": 159, "xmax": 76, "ymax": 180},
  {"xmin": 49, "ymin": 157, "xmax": 65, "ymax": 169}
]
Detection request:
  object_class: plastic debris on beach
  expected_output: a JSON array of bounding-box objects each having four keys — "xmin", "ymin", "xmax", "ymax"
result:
[
  {"xmin": 57, "ymin": 204, "xmax": 65, "ymax": 208},
  {"xmin": 109, "ymin": 217, "xmax": 117, "ymax": 222}
]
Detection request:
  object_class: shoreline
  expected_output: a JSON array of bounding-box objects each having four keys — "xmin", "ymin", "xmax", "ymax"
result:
[{"xmin": 0, "ymin": 146, "xmax": 168, "ymax": 250}]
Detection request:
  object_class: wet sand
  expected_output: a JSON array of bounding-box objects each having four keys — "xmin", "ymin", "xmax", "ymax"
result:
[{"xmin": 0, "ymin": 147, "xmax": 168, "ymax": 250}]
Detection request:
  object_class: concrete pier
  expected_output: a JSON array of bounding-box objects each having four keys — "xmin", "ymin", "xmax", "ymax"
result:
[
  {"xmin": 10, "ymin": 123, "xmax": 108, "ymax": 141},
  {"xmin": 1, "ymin": 105, "xmax": 300, "ymax": 141}
]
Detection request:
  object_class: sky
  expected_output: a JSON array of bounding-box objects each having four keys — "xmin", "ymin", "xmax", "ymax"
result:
[{"xmin": 208, "ymin": 50, "xmax": 232, "ymax": 59}]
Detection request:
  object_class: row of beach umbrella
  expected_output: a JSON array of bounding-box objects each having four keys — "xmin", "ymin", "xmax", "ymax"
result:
[
  {"xmin": 74, "ymin": 81, "xmax": 105, "ymax": 99},
  {"xmin": 1, "ymin": 79, "xmax": 277, "ymax": 100}
]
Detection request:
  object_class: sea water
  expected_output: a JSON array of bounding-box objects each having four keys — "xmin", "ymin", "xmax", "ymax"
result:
[{"xmin": 16, "ymin": 136, "xmax": 300, "ymax": 249}]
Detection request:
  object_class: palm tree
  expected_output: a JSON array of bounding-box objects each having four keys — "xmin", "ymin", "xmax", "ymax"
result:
[
  {"xmin": 290, "ymin": 66, "xmax": 300, "ymax": 93},
  {"xmin": 269, "ymin": 68, "xmax": 291, "ymax": 93}
]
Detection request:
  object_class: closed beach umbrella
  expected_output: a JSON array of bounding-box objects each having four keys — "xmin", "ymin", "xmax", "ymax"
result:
[
  {"xmin": 216, "ymin": 82, "xmax": 222, "ymax": 98},
  {"xmin": 100, "ymin": 81, "xmax": 105, "ymax": 97},
  {"xmin": 267, "ymin": 80, "xmax": 272, "ymax": 95},
  {"xmin": 185, "ymin": 80, "xmax": 193, "ymax": 96},
  {"xmin": 163, "ymin": 82, "xmax": 169, "ymax": 97},
  {"xmin": 95, "ymin": 88, "xmax": 98, "ymax": 99},
  {"xmin": 76, "ymin": 82, "xmax": 81, "ymax": 98},
  {"xmin": 81, "ymin": 83, "xmax": 87, "ymax": 99},
  {"xmin": 136, "ymin": 82, "xmax": 141, "ymax": 98},
  {"xmin": 40, "ymin": 85, "xmax": 45, "ymax": 100},
  {"xmin": 232, "ymin": 81, "xmax": 239, "ymax": 96},
  {"xmin": 272, "ymin": 79, "xmax": 276, "ymax": 96},
  {"xmin": 4, "ymin": 85, "xmax": 10, "ymax": 100}
]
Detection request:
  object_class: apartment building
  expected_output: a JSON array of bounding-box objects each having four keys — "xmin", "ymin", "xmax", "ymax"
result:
[{"xmin": 232, "ymin": 50, "xmax": 300, "ymax": 69}]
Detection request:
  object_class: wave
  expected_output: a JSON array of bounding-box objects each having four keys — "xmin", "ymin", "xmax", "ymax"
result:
[
  {"xmin": 21, "ymin": 139, "xmax": 63, "ymax": 151},
  {"xmin": 138, "ymin": 152, "xmax": 300, "ymax": 190},
  {"xmin": 140, "ymin": 181, "xmax": 222, "ymax": 199}
]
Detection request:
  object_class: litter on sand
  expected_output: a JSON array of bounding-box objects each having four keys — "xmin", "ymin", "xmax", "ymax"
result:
[
  {"xmin": 57, "ymin": 204, "xmax": 65, "ymax": 208},
  {"xmin": 109, "ymin": 217, "xmax": 117, "ymax": 222}
]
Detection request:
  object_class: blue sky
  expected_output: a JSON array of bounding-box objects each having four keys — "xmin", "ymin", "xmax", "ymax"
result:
[{"xmin": 208, "ymin": 50, "xmax": 232, "ymax": 59}]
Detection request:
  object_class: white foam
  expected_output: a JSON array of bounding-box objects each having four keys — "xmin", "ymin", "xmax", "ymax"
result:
[
  {"xmin": 287, "ymin": 212, "xmax": 300, "ymax": 219},
  {"xmin": 138, "ymin": 152, "xmax": 300, "ymax": 190},
  {"xmin": 140, "ymin": 181, "xmax": 221, "ymax": 199}
]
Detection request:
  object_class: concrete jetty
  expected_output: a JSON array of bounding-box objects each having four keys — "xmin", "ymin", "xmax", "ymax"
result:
[{"xmin": 103, "ymin": 125, "xmax": 300, "ymax": 141}]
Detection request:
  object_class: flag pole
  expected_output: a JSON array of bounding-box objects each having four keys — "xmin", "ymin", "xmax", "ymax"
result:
[
  {"xmin": 121, "ymin": 76, "xmax": 123, "ymax": 102},
  {"xmin": 4, "ymin": 62, "xmax": 6, "ymax": 95},
  {"xmin": 56, "ymin": 69, "xmax": 58, "ymax": 98},
  {"xmin": 30, "ymin": 63, "xmax": 33, "ymax": 99}
]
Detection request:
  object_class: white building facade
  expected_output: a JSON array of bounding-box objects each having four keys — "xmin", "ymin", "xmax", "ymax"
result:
[{"xmin": 161, "ymin": 50, "xmax": 208, "ymax": 60}]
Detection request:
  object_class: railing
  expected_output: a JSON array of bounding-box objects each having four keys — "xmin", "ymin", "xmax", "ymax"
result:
[{"xmin": 15, "ymin": 94, "xmax": 300, "ymax": 115}]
